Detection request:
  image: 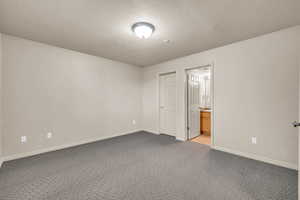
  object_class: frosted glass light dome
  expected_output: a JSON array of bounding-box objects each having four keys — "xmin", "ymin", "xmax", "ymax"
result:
[{"xmin": 132, "ymin": 22, "xmax": 155, "ymax": 39}]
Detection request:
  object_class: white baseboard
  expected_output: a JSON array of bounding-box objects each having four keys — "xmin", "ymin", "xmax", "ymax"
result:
[
  {"xmin": 142, "ymin": 130, "xmax": 185, "ymax": 141},
  {"xmin": 143, "ymin": 129, "xmax": 159, "ymax": 135},
  {"xmin": 3, "ymin": 131, "xmax": 296, "ymax": 171},
  {"xmin": 176, "ymin": 136, "xmax": 186, "ymax": 141},
  {"xmin": 2, "ymin": 130, "xmax": 141, "ymax": 163},
  {"xmin": 213, "ymin": 145, "xmax": 298, "ymax": 170}
]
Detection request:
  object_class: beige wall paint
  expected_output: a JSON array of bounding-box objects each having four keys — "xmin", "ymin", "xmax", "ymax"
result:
[
  {"xmin": 298, "ymin": 26, "xmax": 300, "ymax": 194},
  {"xmin": 142, "ymin": 26, "xmax": 300, "ymax": 168},
  {"xmin": 0, "ymin": 26, "xmax": 299, "ymax": 170},
  {"xmin": 0, "ymin": 33, "xmax": 2, "ymax": 158},
  {"xmin": 2, "ymin": 35, "xmax": 142, "ymax": 157}
]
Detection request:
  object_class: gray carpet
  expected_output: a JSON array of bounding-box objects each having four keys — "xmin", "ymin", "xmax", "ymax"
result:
[{"xmin": 0, "ymin": 131, "xmax": 297, "ymax": 200}]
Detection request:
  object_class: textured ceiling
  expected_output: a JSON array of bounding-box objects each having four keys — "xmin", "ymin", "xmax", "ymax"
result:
[{"xmin": 0, "ymin": 0, "xmax": 299, "ymax": 67}]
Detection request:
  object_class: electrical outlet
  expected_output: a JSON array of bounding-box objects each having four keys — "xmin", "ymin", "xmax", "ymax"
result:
[
  {"xmin": 47, "ymin": 132, "xmax": 52, "ymax": 139},
  {"xmin": 21, "ymin": 136, "xmax": 27, "ymax": 143},
  {"xmin": 132, "ymin": 120, "xmax": 136, "ymax": 125},
  {"xmin": 251, "ymin": 137, "xmax": 257, "ymax": 144}
]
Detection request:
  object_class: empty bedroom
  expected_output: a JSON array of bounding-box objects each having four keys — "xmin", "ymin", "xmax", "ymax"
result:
[{"xmin": 0, "ymin": 1, "xmax": 300, "ymax": 199}]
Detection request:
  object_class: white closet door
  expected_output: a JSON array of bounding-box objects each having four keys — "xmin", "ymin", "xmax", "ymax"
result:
[
  {"xmin": 188, "ymin": 73, "xmax": 201, "ymax": 139},
  {"xmin": 159, "ymin": 73, "xmax": 176, "ymax": 136}
]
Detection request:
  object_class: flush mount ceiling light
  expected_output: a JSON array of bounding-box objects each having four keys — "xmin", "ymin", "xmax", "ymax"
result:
[{"xmin": 131, "ymin": 22, "xmax": 155, "ymax": 39}]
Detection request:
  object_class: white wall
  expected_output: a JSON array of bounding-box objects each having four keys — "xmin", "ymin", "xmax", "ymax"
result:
[
  {"xmin": 2, "ymin": 35, "xmax": 142, "ymax": 157},
  {"xmin": 142, "ymin": 26, "xmax": 300, "ymax": 169}
]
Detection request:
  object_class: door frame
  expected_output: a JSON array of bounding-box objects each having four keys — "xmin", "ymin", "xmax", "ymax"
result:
[
  {"xmin": 185, "ymin": 64, "xmax": 215, "ymax": 147},
  {"xmin": 158, "ymin": 71, "xmax": 177, "ymax": 136}
]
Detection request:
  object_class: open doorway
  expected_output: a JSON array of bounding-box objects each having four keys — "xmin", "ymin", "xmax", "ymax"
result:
[{"xmin": 186, "ymin": 66, "xmax": 212, "ymax": 146}]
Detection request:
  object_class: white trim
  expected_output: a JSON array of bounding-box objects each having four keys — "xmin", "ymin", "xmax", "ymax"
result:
[
  {"xmin": 210, "ymin": 62, "xmax": 215, "ymax": 148},
  {"xmin": 184, "ymin": 62, "xmax": 215, "ymax": 147},
  {"xmin": 2, "ymin": 130, "xmax": 296, "ymax": 171},
  {"xmin": 176, "ymin": 136, "xmax": 186, "ymax": 141},
  {"xmin": 2, "ymin": 130, "xmax": 141, "ymax": 162},
  {"xmin": 213, "ymin": 145, "xmax": 298, "ymax": 170},
  {"xmin": 143, "ymin": 129, "xmax": 159, "ymax": 135}
]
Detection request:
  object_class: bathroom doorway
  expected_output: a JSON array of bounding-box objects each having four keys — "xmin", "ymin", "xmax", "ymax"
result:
[{"xmin": 186, "ymin": 66, "xmax": 213, "ymax": 146}]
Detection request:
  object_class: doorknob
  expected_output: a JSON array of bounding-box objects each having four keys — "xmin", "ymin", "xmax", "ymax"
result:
[{"xmin": 292, "ymin": 121, "xmax": 300, "ymax": 127}]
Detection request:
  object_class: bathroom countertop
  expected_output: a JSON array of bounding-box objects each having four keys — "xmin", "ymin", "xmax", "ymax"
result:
[{"xmin": 200, "ymin": 109, "xmax": 211, "ymax": 112}]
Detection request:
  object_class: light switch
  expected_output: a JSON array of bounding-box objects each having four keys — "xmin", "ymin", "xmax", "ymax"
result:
[
  {"xmin": 21, "ymin": 136, "xmax": 27, "ymax": 143},
  {"xmin": 47, "ymin": 132, "xmax": 52, "ymax": 139},
  {"xmin": 251, "ymin": 137, "xmax": 257, "ymax": 144}
]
